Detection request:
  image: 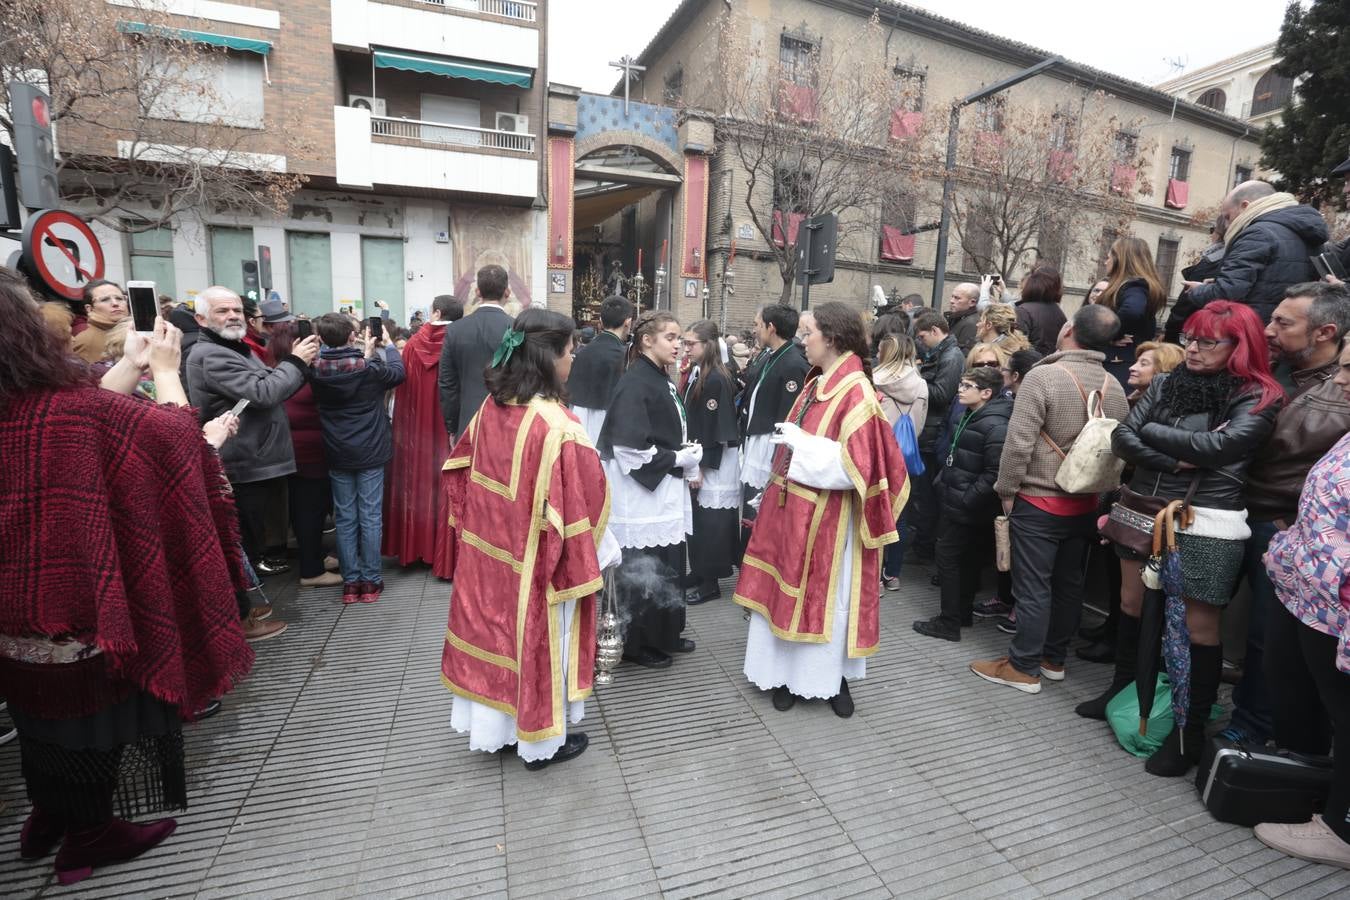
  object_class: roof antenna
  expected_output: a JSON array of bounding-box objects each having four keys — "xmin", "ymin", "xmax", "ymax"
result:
[{"xmin": 1163, "ymin": 56, "xmax": 1186, "ymax": 120}]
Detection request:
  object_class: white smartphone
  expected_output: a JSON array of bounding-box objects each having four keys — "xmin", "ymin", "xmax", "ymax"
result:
[
  {"xmin": 230, "ymin": 398, "xmax": 250, "ymax": 417},
  {"xmin": 126, "ymin": 281, "xmax": 158, "ymax": 332}
]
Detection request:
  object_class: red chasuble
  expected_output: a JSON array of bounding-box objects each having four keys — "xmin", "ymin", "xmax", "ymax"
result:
[
  {"xmin": 733, "ymin": 352, "xmax": 909, "ymax": 657},
  {"xmin": 439, "ymin": 397, "xmax": 610, "ymax": 742},
  {"xmin": 384, "ymin": 324, "xmax": 449, "ymax": 566}
]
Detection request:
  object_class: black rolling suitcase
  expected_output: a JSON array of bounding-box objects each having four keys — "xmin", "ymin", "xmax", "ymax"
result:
[{"xmin": 1195, "ymin": 736, "xmax": 1334, "ymax": 827}]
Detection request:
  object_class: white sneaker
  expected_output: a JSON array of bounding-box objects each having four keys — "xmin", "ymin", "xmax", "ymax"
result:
[
  {"xmin": 300, "ymin": 571, "xmax": 344, "ymax": 588},
  {"xmin": 1255, "ymin": 816, "xmax": 1350, "ymax": 869}
]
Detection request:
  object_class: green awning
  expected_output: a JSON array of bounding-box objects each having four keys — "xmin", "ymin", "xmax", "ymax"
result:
[
  {"xmin": 117, "ymin": 21, "xmax": 272, "ymax": 56},
  {"xmin": 372, "ymin": 50, "xmax": 533, "ymax": 89}
]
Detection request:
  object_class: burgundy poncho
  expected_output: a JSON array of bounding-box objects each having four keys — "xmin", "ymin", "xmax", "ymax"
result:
[{"xmin": 0, "ymin": 386, "xmax": 254, "ymax": 714}]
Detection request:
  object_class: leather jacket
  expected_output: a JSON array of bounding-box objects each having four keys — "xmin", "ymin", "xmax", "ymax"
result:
[
  {"xmin": 1245, "ymin": 359, "xmax": 1350, "ymax": 523},
  {"xmin": 1111, "ymin": 374, "xmax": 1279, "ymax": 510}
]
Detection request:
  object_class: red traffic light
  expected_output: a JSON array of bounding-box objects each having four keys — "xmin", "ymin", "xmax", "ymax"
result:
[{"xmin": 31, "ymin": 97, "xmax": 49, "ymax": 128}]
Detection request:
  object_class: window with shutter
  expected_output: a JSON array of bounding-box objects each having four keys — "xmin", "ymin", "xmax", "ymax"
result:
[{"xmin": 1156, "ymin": 238, "xmax": 1180, "ymax": 295}]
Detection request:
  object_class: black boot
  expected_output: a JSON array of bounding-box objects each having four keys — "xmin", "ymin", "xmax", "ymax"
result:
[
  {"xmin": 830, "ymin": 678, "xmax": 854, "ymax": 718},
  {"xmin": 1074, "ymin": 613, "xmax": 1139, "ymax": 720},
  {"xmin": 1146, "ymin": 643, "xmax": 1222, "ymax": 777}
]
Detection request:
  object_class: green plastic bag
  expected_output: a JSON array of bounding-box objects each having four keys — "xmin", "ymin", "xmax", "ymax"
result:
[{"xmin": 1105, "ymin": 674, "xmax": 1223, "ymax": 758}]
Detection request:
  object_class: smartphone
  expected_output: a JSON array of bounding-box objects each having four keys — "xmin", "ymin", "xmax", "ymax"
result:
[
  {"xmin": 367, "ymin": 315, "xmax": 383, "ymax": 341},
  {"xmin": 1312, "ymin": 252, "xmax": 1348, "ymax": 281},
  {"xmin": 296, "ymin": 319, "xmax": 313, "ymax": 340},
  {"xmin": 127, "ymin": 281, "xmax": 158, "ymax": 332},
  {"xmin": 230, "ymin": 398, "xmax": 250, "ymax": 417}
]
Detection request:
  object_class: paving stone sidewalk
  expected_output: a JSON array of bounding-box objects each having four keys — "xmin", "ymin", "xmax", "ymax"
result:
[{"xmin": 2, "ymin": 561, "xmax": 1348, "ymax": 898}]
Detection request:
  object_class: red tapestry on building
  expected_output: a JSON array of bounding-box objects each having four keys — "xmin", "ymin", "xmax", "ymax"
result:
[
  {"xmin": 548, "ymin": 137, "xmax": 574, "ymax": 269},
  {"xmin": 880, "ymin": 226, "xmax": 916, "ymax": 262},
  {"xmin": 772, "ymin": 211, "xmax": 805, "ymax": 248},
  {"xmin": 681, "ymin": 155, "xmax": 709, "ymax": 278},
  {"xmin": 1165, "ymin": 177, "xmax": 1190, "ymax": 209},
  {"xmin": 889, "ymin": 110, "xmax": 923, "ymax": 140}
]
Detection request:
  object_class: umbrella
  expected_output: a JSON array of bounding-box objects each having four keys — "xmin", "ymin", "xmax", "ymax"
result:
[{"xmin": 1134, "ymin": 500, "xmax": 1193, "ymax": 737}]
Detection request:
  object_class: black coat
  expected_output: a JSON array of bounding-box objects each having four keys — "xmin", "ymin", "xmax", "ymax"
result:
[
  {"xmin": 1165, "ymin": 244, "xmax": 1225, "ymax": 344},
  {"xmin": 1104, "ymin": 278, "xmax": 1155, "ymax": 389},
  {"xmin": 1186, "ymin": 205, "xmax": 1329, "ymax": 323},
  {"xmin": 683, "ymin": 366, "xmax": 739, "ymax": 470},
  {"xmin": 739, "ymin": 341, "xmax": 809, "ymax": 436},
  {"xmin": 598, "ymin": 355, "xmax": 686, "ymax": 490},
  {"xmin": 569, "ymin": 331, "xmax": 626, "ymax": 410},
  {"xmin": 918, "ymin": 335, "xmax": 965, "ymax": 452},
  {"xmin": 310, "ymin": 345, "xmax": 407, "ymax": 470},
  {"xmin": 1111, "ymin": 374, "xmax": 1279, "ymax": 510},
  {"xmin": 935, "ymin": 397, "xmax": 1011, "ymax": 525},
  {"xmin": 438, "ymin": 305, "xmax": 512, "ymax": 436}
]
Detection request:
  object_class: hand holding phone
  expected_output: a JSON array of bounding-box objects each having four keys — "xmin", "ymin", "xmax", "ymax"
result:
[
  {"xmin": 230, "ymin": 397, "xmax": 250, "ymax": 417},
  {"xmin": 296, "ymin": 319, "xmax": 313, "ymax": 340}
]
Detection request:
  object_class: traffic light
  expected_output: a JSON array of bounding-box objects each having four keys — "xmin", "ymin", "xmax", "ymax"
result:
[
  {"xmin": 257, "ymin": 245, "xmax": 273, "ymax": 292},
  {"xmin": 7, "ymin": 82, "xmax": 60, "ymax": 210},
  {"xmin": 242, "ymin": 259, "xmax": 260, "ymax": 302}
]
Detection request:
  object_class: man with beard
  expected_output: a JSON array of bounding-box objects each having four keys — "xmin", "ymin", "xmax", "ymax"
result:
[
  {"xmin": 186, "ymin": 286, "xmax": 321, "ymax": 639},
  {"xmin": 1223, "ymin": 281, "xmax": 1350, "ymax": 745}
]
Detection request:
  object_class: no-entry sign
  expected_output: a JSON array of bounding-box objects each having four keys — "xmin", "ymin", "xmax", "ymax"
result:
[{"xmin": 20, "ymin": 209, "xmax": 105, "ymax": 301}]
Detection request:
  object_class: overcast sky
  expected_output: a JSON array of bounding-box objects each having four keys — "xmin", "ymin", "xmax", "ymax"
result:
[{"xmin": 549, "ymin": 0, "xmax": 1294, "ymax": 95}]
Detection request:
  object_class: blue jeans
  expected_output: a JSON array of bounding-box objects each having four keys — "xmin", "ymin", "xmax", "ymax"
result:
[
  {"xmin": 883, "ymin": 505, "xmax": 914, "ymax": 579},
  {"xmin": 1228, "ymin": 519, "xmax": 1280, "ymax": 741},
  {"xmin": 330, "ymin": 468, "xmax": 385, "ymax": 585}
]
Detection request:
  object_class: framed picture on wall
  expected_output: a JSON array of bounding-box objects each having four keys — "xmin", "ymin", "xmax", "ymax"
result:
[
  {"xmin": 684, "ymin": 279, "xmax": 698, "ymax": 298},
  {"xmin": 550, "ymin": 272, "xmax": 567, "ymax": 294}
]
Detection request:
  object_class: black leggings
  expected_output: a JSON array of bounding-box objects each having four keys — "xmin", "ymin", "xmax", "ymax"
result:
[
  {"xmin": 1265, "ymin": 601, "xmax": 1350, "ymax": 842},
  {"xmin": 288, "ymin": 475, "xmax": 332, "ymax": 579}
]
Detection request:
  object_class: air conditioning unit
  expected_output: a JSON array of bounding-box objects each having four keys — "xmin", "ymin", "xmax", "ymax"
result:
[
  {"xmin": 495, "ymin": 113, "xmax": 529, "ymax": 133},
  {"xmin": 348, "ymin": 95, "xmax": 387, "ymax": 116}
]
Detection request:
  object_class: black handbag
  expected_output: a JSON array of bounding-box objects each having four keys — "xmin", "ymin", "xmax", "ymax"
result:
[{"xmin": 1195, "ymin": 736, "xmax": 1334, "ymax": 827}]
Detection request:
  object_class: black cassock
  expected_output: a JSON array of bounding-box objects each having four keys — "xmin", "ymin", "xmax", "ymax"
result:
[
  {"xmin": 739, "ymin": 340, "xmax": 810, "ymax": 438},
  {"xmin": 569, "ymin": 331, "xmax": 626, "ymax": 410},
  {"xmin": 683, "ymin": 365, "xmax": 740, "ymax": 596},
  {"xmin": 598, "ymin": 355, "xmax": 688, "ymax": 655}
]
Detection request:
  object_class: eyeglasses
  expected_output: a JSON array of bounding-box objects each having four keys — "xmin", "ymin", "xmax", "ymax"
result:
[
  {"xmin": 958, "ymin": 380, "xmax": 979, "ymax": 390},
  {"xmin": 971, "ymin": 360, "xmax": 1001, "ymax": 368},
  {"xmin": 681, "ymin": 339, "xmax": 704, "ymax": 349},
  {"xmin": 1179, "ymin": 334, "xmax": 1234, "ymax": 352}
]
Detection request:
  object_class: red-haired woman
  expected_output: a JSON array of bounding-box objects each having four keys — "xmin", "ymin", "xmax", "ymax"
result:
[{"xmin": 1091, "ymin": 301, "xmax": 1282, "ymax": 777}]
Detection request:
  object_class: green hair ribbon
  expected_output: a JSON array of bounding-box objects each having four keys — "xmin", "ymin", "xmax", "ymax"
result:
[{"xmin": 491, "ymin": 328, "xmax": 525, "ymax": 368}]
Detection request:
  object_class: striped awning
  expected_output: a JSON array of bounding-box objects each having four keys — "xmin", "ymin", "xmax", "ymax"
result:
[{"xmin": 117, "ymin": 21, "xmax": 272, "ymax": 55}]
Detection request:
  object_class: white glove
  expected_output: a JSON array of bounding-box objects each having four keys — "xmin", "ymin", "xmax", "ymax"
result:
[
  {"xmin": 979, "ymin": 274, "xmax": 993, "ymax": 304},
  {"xmin": 770, "ymin": 421, "xmax": 806, "ymax": 448},
  {"xmin": 674, "ymin": 443, "xmax": 703, "ymax": 470}
]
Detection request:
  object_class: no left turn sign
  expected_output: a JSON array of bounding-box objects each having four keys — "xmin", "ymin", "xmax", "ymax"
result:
[{"xmin": 20, "ymin": 209, "xmax": 105, "ymax": 301}]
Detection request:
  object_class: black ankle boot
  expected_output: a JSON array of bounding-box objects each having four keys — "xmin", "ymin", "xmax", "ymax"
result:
[
  {"xmin": 1075, "ymin": 613, "xmax": 1140, "ymax": 720},
  {"xmin": 1146, "ymin": 643, "xmax": 1222, "ymax": 777}
]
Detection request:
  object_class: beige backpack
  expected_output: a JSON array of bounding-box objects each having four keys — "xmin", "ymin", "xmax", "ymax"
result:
[{"xmin": 1040, "ymin": 367, "xmax": 1123, "ymax": 495}]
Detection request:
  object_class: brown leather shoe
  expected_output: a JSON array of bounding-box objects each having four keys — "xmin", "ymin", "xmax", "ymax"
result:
[
  {"xmin": 243, "ymin": 610, "xmax": 287, "ymax": 642},
  {"xmin": 970, "ymin": 657, "xmax": 1041, "ymax": 694},
  {"xmin": 251, "ymin": 604, "xmax": 273, "ymax": 621}
]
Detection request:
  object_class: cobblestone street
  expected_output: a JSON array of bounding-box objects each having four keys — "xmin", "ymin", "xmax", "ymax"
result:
[{"xmin": 3, "ymin": 561, "xmax": 1349, "ymax": 898}]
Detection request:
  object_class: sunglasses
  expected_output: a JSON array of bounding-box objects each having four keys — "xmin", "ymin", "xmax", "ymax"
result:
[{"xmin": 971, "ymin": 360, "xmax": 1001, "ymax": 368}]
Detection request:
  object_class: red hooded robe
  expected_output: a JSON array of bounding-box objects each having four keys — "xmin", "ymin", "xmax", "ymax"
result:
[{"xmin": 384, "ymin": 323, "xmax": 451, "ymax": 567}]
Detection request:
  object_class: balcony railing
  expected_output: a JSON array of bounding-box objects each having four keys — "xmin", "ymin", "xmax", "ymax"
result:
[
  {"xmin": 411, "ymin": 0, "xmax": 538, "ymax": 22},
  {"xmin": 371, "ymin": 115, "xmax": 536, "ymax": 153}
]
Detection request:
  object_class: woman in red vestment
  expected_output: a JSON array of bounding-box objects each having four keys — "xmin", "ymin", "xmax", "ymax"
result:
[
  {"xmin": 734, "ymin": 302, "xmax": 908, "ymax": 717},
  {"xmin": 439, "ymin": 309, "xmax": 618, "ymax": 770}
]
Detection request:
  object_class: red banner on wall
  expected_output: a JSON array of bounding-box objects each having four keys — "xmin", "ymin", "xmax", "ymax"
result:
[
  {"xmin": 1165, "ymin": 177, "xmax": 1190, "ymax": 209},
  {"xmin": 880, "ymin": 226, "xmax": 916, "ymax": 262},
  {"xmin": 548, "ymin": 137, "xmax": 574, "ymax": 269},
  {"xmin": 681, "ymin": 154, "xmax": 709, "ymax": 278}
]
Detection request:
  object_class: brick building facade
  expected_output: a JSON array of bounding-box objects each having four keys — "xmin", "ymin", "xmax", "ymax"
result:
[{"xmin": 33, "ymin": 0, "xmax": 549, "ymax": 322}]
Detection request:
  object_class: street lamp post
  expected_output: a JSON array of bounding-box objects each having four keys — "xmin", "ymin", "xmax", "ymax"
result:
[{"xmin": 930, "ymin": 56, "xmax": 1062, "ymax": 309}]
